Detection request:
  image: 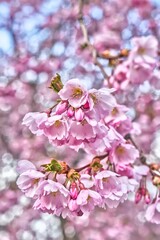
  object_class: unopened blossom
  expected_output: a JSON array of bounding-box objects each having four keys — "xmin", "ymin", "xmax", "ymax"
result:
[
  {"xmin": 56, "ymin": 101, "xmax": 68, "ymax": 114},
  {"xmin": 68, "ymin": 183, "xmax": 80, "ymax": 213},
  {"xmin": 75, "ymin": 108, "xmax": 85, "ymax": 121},
  {"xmin": 69, "ymin": 182, "xmax": 79, "ymax": 200},
  {"xmin": 145, "ymin": 198, "xmax": 160, "ymax": 224},
  {"xmin": 0, "ymin": 86, "xmax": 16, "ymax": 97},
  {"xmin": 135, "ymin": 187, "xmax": 151, "ymax": 204}
]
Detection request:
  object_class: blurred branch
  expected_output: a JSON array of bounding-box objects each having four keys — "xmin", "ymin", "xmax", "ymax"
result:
[
  {"xmin": 78, "ymin": 0, "xmax": 110, "ymax": 84},
  {"xmin": 60, "ymin": 217, "xmax": 79, "ymax": 240}
]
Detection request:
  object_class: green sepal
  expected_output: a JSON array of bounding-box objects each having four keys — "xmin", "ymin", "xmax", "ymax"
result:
[
  {"xmin": 42, "ymin": 159, "xmax": 62, "ymax": 173},
  {"xmin": 50, "ymin": 73, "xmax": 63, "ymax": 93},
  {"xmin": 91, "ymin": 161, "xmax": 102, "ymax": 172}
]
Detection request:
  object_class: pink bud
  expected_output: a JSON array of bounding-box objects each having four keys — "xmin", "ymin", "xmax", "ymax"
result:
[
  {"xmin": 135, "ymin": 190, "xmax": 142, "ymax": 204},
  {"xmin": 75, "ymin": 108, "xmax": 84, "ymax": 121},
  {"xmin": 141, "ymin": 187, "xmax": 146, "ymax": 196},
  {"xmin": 67, "ymin": 106, "xmax": 75, "ymax": 117},
  {"xmin": 145, "ymin": 192, "xmax": 151, "ymax": 204},
  {"xmin": 83, "ymin": 101, "xmax": 90, "ymax": 110},
  {"xmin": 56, "ymin": 101, "xmax": 68, "ymax": 114},
  {"xmin": 70, "ymin": 183, "xmax": 78, "ymax": 200}
]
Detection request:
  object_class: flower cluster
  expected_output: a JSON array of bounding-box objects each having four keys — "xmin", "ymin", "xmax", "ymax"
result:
[
  {"xmin": 18, "ymin": 71, "xmax": 160, "ymax": 223},
  {"xmin": 109, "ymin": 35, "xmax": 158, "ymax": 90},
  {"xmin": 17, "ymin": 157, "xmax": 138, "ymax": 218},
  {"xmin": 23, "ymin": 77, "xmax": 138, "ymax": 156},
  {"xmin": 18, "ymin": 76, "xmax": 147, "ymax": 218}
]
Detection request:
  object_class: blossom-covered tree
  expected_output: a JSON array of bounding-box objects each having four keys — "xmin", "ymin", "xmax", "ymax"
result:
[{"xmin": 1, "ymin": 0, "xmax": 160, "ymax": 239}]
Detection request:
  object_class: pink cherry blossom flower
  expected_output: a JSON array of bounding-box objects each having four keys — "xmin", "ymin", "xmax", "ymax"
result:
[
  {"xmin": 88, "ymin": 88, "xmax": 117, "ymax": 120},
  {"xmin": 43, "ymin": 115, "xmax": 69, "ymax": 141},
  {"xmin": 33, "ymin": 179, "xmax": 69, "ymax": 215},
  {"xmin": 130, "ymin": 35, "xmax": 158, "ymax": 65},
  {"xmin": 69, "ymin": 119, "xmax": 96, "ymax": 141},
  {"xmin": 95, "ymin": 171, "xmax": 138, "ymax": 208},
  {"xmin": 95, "ymin": 170, "xmax": 120, "ymax": 198},
  {"xmin": 16, "ymin": 160, "xmax": 45, "ymax": 198},
  {"xmin": 104, "ymin": 105, "xmax": 129, "ymax": 128},
  {"xmin": 104, "ymin": 177, "xmax": 138, "ymax": 208},
  {"xmin": 109, "ymin": 142, "xmax": 139, "ymax": 164},
  {"xmin": 58, "ymin": 79, "xmax": 88, "ymax": 108},
  {"xmin": 76, "ymin": 189, "xmax": 102, "ymax": 213},
  {"xmin": 133, "ymin": 165, "xmax": 150, "ymax": 181},
  {"xmin": 128, "ymin": 62, "xmax": 153, "ymax": 84},
  {"xmin": 22, "ymin": 112, "xmax": 48, "ymax": 136},
  {"xmin": 109, "ymin": 62, "xmax": 130, "ymax": 91}
]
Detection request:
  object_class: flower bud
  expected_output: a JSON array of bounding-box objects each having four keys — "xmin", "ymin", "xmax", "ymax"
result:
[
  {"xmin": 145, "ymin": 192, "xmax": 151, "ymax": 204},
  {"xmin": 67, "ymin": 106, "xmax": 75, "ymax": 117},
  {"xmin": 56, "ymin": 101, "xmax": 68, "ymax": 114},
  {"xmin": 75, "ymin": 108, "xmax": 84, "ymax": 121},
  {"xmin": 83, "ymin": 101, "xmax": 90, "ymax": 110},
  {"xmin": 70, "ymin": 182, "xmax": 78, "ymax": 200},
  {"xmin": 135, "ymin": 190, "xmax": 142, "ymax": 204}
]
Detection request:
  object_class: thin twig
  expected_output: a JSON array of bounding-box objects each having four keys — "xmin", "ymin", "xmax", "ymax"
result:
[
  {"xmin": 78, "ymin": 0, "xmax": 110, "ymax": 85},
  {"xmin": 75, "ymin": 153, "xmax": 108, "ymax": 172}
]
